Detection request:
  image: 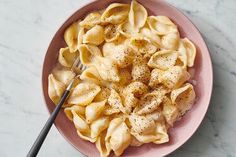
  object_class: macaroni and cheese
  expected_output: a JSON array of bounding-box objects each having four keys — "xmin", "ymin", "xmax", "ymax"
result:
[{"xmin": 48, "ymin": 1, "xmax": 196, "ymax": 156}]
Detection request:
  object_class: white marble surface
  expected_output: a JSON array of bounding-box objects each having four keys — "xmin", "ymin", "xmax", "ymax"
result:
[{"xmin": 0, "ymin": 0, "xmax": 236, "ymax": 157}]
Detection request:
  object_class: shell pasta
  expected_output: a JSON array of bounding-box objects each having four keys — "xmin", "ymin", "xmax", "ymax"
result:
[{"xmin": 48, "ymin": 1, "xmax": 197, "ymax": 156}]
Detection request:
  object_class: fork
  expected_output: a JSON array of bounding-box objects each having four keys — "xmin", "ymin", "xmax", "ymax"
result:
[{"xmin": 27, "ymin": 57, "xmax": 86, "ymax": 157}]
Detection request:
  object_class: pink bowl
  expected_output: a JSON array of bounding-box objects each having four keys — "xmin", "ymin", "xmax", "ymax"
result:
[{"xmin": 42, "ymin": 0, "xmax": 213, "ymax": 156}]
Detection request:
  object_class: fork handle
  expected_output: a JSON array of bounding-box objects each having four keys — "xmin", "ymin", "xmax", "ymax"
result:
[{"xmin": 27, "ymin": 90, "xmax": 70, "ymax": 157}]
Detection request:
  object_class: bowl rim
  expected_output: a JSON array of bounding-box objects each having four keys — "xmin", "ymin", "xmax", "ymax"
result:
[{"xmin": 41, "ymin": 0, "xmax": 213, "ymax": 156}]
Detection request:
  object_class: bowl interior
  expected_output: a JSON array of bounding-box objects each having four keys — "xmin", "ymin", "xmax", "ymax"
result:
[{"xmin": 42, "ymin": 0, "xmax": 213, "ymax": 156}]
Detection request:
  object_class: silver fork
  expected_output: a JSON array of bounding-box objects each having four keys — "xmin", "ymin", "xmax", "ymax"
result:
[{"xmin": 27, "ymin": 57, "xmax": 86, "ymax": 157}]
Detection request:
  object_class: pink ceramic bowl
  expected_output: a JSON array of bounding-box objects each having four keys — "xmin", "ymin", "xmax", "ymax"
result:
[{"xmin": 42, "ymin": 0, "xmax": 213, "ymax": 156}]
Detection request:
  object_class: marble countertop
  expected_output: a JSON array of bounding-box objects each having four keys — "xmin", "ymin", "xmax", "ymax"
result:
[{"xmin": 0, "ymin": 0, "xmax": 236, "ymax": 157}]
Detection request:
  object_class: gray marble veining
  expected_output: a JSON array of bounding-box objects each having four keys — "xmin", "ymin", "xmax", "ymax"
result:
[{"xmin": 0, "ymin": 0, "xmax": 235, "ymax": 157}]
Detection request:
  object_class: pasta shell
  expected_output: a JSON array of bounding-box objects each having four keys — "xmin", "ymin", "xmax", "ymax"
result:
[
  {"xmin": 85, "ymin": 100, "xmax": 106, "ymax": 124},
  {"xmin": 108, "ymin": 122, "xmax": 131, "ymax": 156},
  {"xmin": 72, "ymin": 110, "xmax": 89, "ymax": 133},
  {"xmin": 80, "ymin": 66, "xmax": 102, "ymax": 85},
  {"xmin": 149, "ymin": 69, "xmax": 164, "ymax": 88},
  {"xmin": 64, "ymin": 105, "xmax": 85, "ymax": 121},
  {"xmin": 76, "ymin": 130, "xmax": 96, "ymax": 143},
  {"xmin": 152, "ymin": 123, "xmax": 169, "ymax": 144},
  {"xmin": 91, "ymin": 117, "xmax": 109, "ymax": 138},
  {"xmin": 104, "ymin": 24, "xmax": 120, "ymax": 42},
  {"xmin": 79, "ymin": 12, "xmax": 101, "ymax": 29},
  {"xmin": 52, "ymin": 68, "xmax": 75, "ymax": 85},
  {"xmin": 94, "ymin": 56, "xmax": 120, "ymax": 82},
  {"xmin": 129, "ymin": 114, "xmax": 156, "ymax": 134},
  {"xmin": 83, "ymin": 25, "xmax": 105, "ymax": 45},
  {"xmin": 64, "ymin": 21, "xmax": 79, "ymax": 52},
  {"xmin": 177, "ymin": 39, "xmax": 187, "ymax": 68},
  {"xmin": 101, "ymin": 3, "xmax": 130, "ymax": 24},
  {"xmin": 67, "ymin": 82, "xmax": 101, "ymax": 106},
  {"xmin": 135, "ymin": 90, "xmax": 165, "ymax": 115},
  {"xmin": 159, "ymin": 66, "xmax": 190, "ymax": 89},
  {"xmin": 148, "ymin": 50, "xmax": 178, "ymax": 70},
  {"xmin": 182, "ymin": 38, "xmax": 196, "ymax": 67},
  {"xmin": 130, "ymin": 35, "xmax": 157, "ymax": 54},
  {"xmin": 78, "ymin": 44, "xmax": 102, "ymax": 66},
  {"xmin": 95, "ymin": 131, "xmax": 111, "ymax": 157},
  {"xmin": 140, "ymin": 27, "xmax": 162, "ymax": 47},
  {"xmin": 129, "ymin": 0, "xmax": 147, "ymax": 32},
  {"xmin": 147, "ymin": 16, "xmax": 177, "ymax": 35},
  {"xmin": 108, "ymin": 89, "xmax": 127, "ymax": 114},
  {"xmin": 123, "ymin": 94, "xmax": 139, "ymax": 114},
  {"xmin": 58, "ymin": 47, "xmax": 78, "ymax": 67},
  {"xmin": 123, "ymin": 81, "xmax": 148, "ymax": 97},
  {"xmin": 161, "ymin": 32, "xmax": 180, "ymax": 50},
  {"xmin": 48, "ymin": 74, "xmax": 65, "ymax": 104},
  {"xmin": 118, "ymin": 20, "xmax": 136, "ymax": 37},
  {"xmin": 171, "ymin": 83, "xmax": 196, "ymax": 115},
  {"xmin": 162, "ymin": 96, "xmax": 179, "ymax": 126},
  {"xmin": 131, "ymin": 122, "xmax": 168, "ymax": 144},
  {"xmin": 106, "ymin": 117, "xmax": 124, "ymax": 140}
]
